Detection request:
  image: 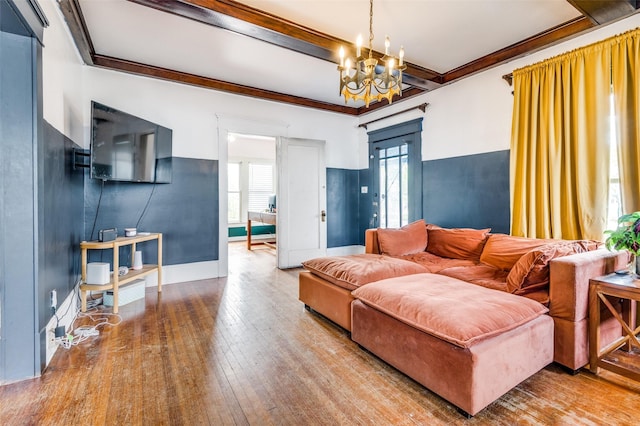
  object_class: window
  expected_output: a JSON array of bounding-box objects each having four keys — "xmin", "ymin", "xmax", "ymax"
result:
[
  {"xmin": 607, "ymin": 94, "xmax": 622, "ymax": 230},
  {"xmin": 248, "ymin": 163, "xmax": 274, "ymax": 213},
  {"xmin": 228, "ymin": 162, "xmax": 241, "ymax": 223},
  {"xmin": 228, "ymin": 160, "xmax": 275, "ymax": 225},
  {"xmin": 378, "ymin": 144, "xmax": 409, "ymax": 228}
]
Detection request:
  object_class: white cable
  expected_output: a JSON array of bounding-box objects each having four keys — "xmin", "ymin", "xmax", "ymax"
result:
[{"xmin": 55, "ymin": 306, "xmax": 122, "ymax": 350}]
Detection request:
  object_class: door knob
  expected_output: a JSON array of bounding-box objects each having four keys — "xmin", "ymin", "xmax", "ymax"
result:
[{"xmin": 321, "ymin": 210, "xmax": 326, "ymax": 222}]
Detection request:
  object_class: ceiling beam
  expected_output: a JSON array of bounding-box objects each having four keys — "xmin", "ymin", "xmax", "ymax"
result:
[
  {"xmin": 57, "ymin": 0, "xmax": 95, "ymax": 65},
  {"xmin": 127, "ymin": 0, "xmax": 444, "ymax": 89},
  {"xmin": 567, "ymin": 0, "xmax": 638, "ymax": 25},
  {"xmin": 92, "ymin": 55, "xmax": 360, "ymax": 115},
  {"xmin": 442, "ymin": 16, "xmax": 594, "ymax": 83}
]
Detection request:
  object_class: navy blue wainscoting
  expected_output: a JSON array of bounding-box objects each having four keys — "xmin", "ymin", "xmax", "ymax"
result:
[
  {"xmin": 326, "ymin": 168, "xmax": 361, "ymax": 248},
  {"xmin": 39, "ymin": 122, "xmax": 85, "ymax": 333},
  {"xmin": 422, "ymin": 150, "xmax": 510, "ymax": 234},
  {"xmin": 84, "ymin": 157, "xmax": 219, "ymax": 266}
]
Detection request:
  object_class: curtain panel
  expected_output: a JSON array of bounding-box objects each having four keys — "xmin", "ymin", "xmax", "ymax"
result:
[
  {"xmin": 612, "ymin": 29, "xmax": 640, "ymax": 213},
  {"xmin": 510, "ymin": 44, "xmax": 610, "ymax": 240}
]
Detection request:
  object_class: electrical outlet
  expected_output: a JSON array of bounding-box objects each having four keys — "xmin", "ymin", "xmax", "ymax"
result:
[
  {"xmin": 46, "ymin": 327, "xmax": 57, "ymax": 358},
  {"xmin": 50, "ymin": 289, "xmax": 57, "ymax": 309}
]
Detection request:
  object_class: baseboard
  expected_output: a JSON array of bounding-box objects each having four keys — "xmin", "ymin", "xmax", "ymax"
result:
[
  {"xmin": 327, "ymin": 245, "xmax": 365, "ymax": 256},
  {"xmin": 145, "ymin": 260, "xmax": 220, "ymax": 286}
]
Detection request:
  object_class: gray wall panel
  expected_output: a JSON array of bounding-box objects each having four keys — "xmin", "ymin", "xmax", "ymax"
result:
[{"xmin": 0, "ymin": 31, "xmax": 37, "ymax": 381}]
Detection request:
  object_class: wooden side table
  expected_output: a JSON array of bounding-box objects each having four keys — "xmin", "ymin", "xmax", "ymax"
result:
[
  {"xmin": 80, "ymin": 233, "xmax": 163, "ymax": 314},
  {"xmin": 589, "ymin": 273, "xmax": 640, "ymax": 380}
]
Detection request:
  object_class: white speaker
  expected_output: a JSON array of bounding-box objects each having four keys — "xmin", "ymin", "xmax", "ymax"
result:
[{"xmin": 86, "ymin": 262, "xmax": 110, "ymax": 285}]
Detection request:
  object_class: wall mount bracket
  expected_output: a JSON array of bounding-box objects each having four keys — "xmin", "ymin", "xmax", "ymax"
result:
[{"xmin": 73, "ymin": 148, "xmax": 90, "ymax": 170}]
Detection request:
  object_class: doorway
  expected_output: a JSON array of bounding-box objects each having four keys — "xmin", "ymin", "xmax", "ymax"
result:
[
  {"xmin": 369, "ymin": 119, "xmax": 423, "ymax": 228},
  {"xmin": 227, "ymin": 133, "xmax": 277, "ymax": 262}
]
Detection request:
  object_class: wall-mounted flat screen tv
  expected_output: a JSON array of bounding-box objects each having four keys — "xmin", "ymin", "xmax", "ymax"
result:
[{"xmin": 91, "ymin": 101, "xmax": 172, "ymax": 183}]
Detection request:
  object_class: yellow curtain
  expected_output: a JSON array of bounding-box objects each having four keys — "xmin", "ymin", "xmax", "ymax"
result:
[
  {"xmin": 612, "ymin": 29, "xmax": 640, "ymax": 213},
  {"xmin": 510, "ymin": 43, "xmax": 610, "ymax": 240}
]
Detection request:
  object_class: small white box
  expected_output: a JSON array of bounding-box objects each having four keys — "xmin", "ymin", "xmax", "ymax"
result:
[
  {"xmin": 86, "ymin": 262, "xmax": 110, "ymax": 285},
  {"xmin": 104, "ymin": 279, "xmax": 146, "ymax": 307}
]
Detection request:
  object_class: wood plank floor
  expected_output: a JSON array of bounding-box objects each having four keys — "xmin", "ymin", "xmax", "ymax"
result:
[{"xmin": 2, "ymin": 242, "xmax": 640, "ymax": 425}]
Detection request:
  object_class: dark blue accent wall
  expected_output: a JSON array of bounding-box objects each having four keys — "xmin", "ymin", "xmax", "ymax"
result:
[
  {"xmin": 354, "ymin": 150, "xmax": 511, "ymax": 239},
  {"xmin": 422, "ymin": 150, "xmax": 510, "ymax": 234},
  {"xmin": 326, "ymin": 168, "xmax": 360, "ymax": 248},
  {"xmin": 39, "ymin": 122, "xmax": 84, "ymax": 335},
  {"xmin": 84, "ymin": 157, "xmax": 219, "ymax": 266}
]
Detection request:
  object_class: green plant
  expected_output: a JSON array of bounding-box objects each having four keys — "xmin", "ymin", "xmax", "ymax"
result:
[{"xmin": 604, "ymin": 211, "xmax": 640, "ymax": 256}]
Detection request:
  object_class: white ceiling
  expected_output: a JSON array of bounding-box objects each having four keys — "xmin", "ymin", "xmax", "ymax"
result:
[{"xmin": 78, "ymin": 0, "xmax": 583, "ymax": 107}]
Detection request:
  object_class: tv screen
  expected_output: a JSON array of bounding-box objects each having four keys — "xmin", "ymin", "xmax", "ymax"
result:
[{"xmin": 90, "ymin": 101, "xmax": 172, "ymax": 183}]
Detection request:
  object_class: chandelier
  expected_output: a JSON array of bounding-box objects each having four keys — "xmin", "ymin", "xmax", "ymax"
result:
[{"xmin": 337, "ymin": 0, "xmax": 406, "ymax": 107}]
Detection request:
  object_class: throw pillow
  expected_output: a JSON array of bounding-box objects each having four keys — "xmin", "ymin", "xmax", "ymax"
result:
[
  {"xmin": 426, "ymin": 227, "xmax": 491, "ymax": 261},
  {"xmin": 506, "ymin": 241, "xmax": 588, "ymax": 294},
  {"xmin": 480, "ymin": 234, "xmax": 553, "ymax": 271},
  {"xmin": 377, "ymin": 219, "xmax": 428, "ymax": 256}
]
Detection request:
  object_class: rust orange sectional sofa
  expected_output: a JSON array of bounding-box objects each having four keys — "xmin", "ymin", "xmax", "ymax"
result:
[{"xmin": 299, "ymin": 220, "xmax": 627, "ymax": 416}]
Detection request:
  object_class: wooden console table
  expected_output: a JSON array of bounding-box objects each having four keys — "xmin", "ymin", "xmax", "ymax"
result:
[
  {"xmin": 247, "ymin": 211, "xmax": 276, "ymax": 250},
  {"xmin": 589, "ymin": 273, "xmax": 639, "ymax": 380},
  {"xmin": 80, "ymin": 233, "xmax": 162, "ymax": 314}
]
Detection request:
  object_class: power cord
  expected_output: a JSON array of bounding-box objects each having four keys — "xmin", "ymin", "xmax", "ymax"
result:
[
  {"xmin": 89, "ymin": 179, "xmax": 106, "ymax": 241},
  {"xmin": 54, "ymin": 293, "xmax": 121, "ymax": 350},
  {"xmin": 55, "ymin": 307, "xmax": 122, "ymax": 350},
  {"xmin": 136, "ymin": 182, "xmax": 157, "ymax": 230}
]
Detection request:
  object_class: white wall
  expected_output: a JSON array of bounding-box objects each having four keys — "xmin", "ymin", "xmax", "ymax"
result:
[
  {"xmin": 81, "ymin": 67, "xmax": 360, "ymax": 168},
  {"xmin": 41, "ymin": 0, "xmax": 85, "ymax": 144},
  {"xmin": 41, "ymin": 0, "xmax": 360, "ymax": 168},
  {"xmin": 357, "ymin": 13, "xmax": 640, "ymax": 168}
]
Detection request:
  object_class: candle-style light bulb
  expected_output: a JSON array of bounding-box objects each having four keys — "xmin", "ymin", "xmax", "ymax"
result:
[
  {"xmin": 385, "ymin": 36, "xmax": 390, "ymax": 55},
  {"xmin": 356, "ymin": 34, "xmax": 362, "ymax": 57},
  {"xmin": 388, "ymin": 58, "xmax": 395, "ymax": 73},
  {"xmin": 399, "ymin": 46, "xmax": 404, "ymax": 66},
  {"xmin": 345, "ymin": 58, "xmax": 352, "ymax": 72},
  {"xmin": 339, "ymin": 46, "xmax": 345, "ymax": 67}
]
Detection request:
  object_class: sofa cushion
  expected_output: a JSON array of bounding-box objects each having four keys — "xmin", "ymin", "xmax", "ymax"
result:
[
  {"xmin": 377, "ymin": 219, "xmax": 428, "ymax": 256},
  {"xmin": 426, "ymin": 227, "xmax": 490, "ymax": 260},
  {"xmin": 438, "ymin": 265, "xmax": 509, "ymax": 292},
  {"xmin": 480, "ymin": 234, "xmax": 552, "ymax": 271},
  {"xmin": 302, "ymin": 254, "xmax": 428, "ymax": 291},
  {"xmin": 352, "ymin": 273, "xmax": 548, "ymax": 349},
  {"xmin": 398, "ymin": 252, "xmax": 476, "ymax": 273},
  {"xmin": 506, "ymin": 241, "xmax": 590, "ymax": 294}
]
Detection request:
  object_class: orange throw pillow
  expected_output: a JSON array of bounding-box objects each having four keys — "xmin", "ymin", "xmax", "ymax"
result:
[
  {"xmin": 377, "ymin": 219, "xmax": 428, "ymax": 256},
  {"xmin": 426, "ymin": 227, "xmax": 491, "ymax": 260},
  {"xmin": 506, "ymin": 242, "xmax": 588, "ymax": 294},
  {"xmin": 480, "ymin": 234, "xmax": 553, "ymax": 271}
]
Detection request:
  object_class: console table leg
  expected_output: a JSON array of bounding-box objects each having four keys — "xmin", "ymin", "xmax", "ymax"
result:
[{"xmin": 81, "ymin": 289, "xmax": 87, "ymax": 313}]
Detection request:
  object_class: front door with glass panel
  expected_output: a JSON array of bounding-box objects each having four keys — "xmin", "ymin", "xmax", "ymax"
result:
[
  {"xmin": 369, "ymin": 119, "xmax": 422, "ymax": 229},
  {"xmin": 376, "ymin": 141, "xmax": 409, "ymax": 228}
]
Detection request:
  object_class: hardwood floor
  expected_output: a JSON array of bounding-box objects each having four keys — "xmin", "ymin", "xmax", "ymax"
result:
[{"xmin": 2, "ymin": 242, "xmax": 640, "ymax": 425}]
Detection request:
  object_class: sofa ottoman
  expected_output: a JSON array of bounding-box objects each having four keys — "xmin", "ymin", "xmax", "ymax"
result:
[
  {"xmin": 300, "ymin": 254, "xmax": 428, "ymax": 330},
  {"xmin": 351, "ymin": 273, "xmax": 554, "ymax": 416}
]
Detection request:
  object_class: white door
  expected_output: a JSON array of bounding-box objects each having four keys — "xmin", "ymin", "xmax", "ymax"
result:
[{"xmin": 277, "ymin": 137, "xmax": 327, "ymax": 268}]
